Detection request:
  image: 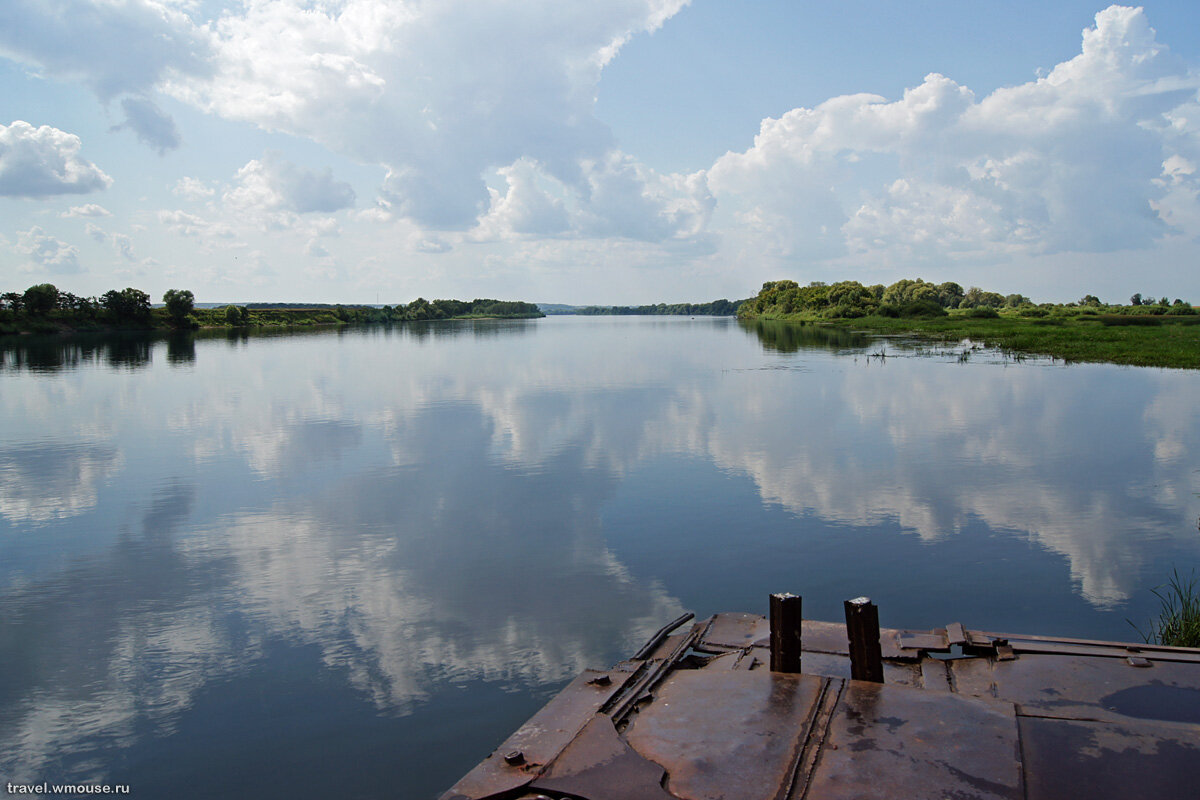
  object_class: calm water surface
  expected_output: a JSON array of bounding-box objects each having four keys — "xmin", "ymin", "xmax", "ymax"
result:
[{"xmin": 2, "ymin": 317, "xmax": 1198, "ymax": 798}]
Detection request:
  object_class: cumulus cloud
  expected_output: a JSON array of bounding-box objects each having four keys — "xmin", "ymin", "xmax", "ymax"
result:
[
  {"xmin": 114, "ymin": 96, "xmax": 182, "ymax": 153},
  {"xmin": 162, "ymin": 0, "xmax": 688, "ymax": 228},
  {"xmin": 475, "ymin": 159, "xmax": 570, "ymax": 239},
  {"xmin": 61, "ymin": 203, "xmax": 111, "ymax": 218},
  {"xmin": 14, "ymin": 226, "xmax": 81, "ymax": 273},
  {"xmin": 225, "ymin": 153, "xmax": 356, "ymax": 214},
  {"xmin": 112, "ymin": 233, "xmax": 136, "ymax": 261},
  {"xmin": 0, "ymin": 1, "xmax": 708, "ymax": 244},
  {"xmin": 472, "ymin": 153, "xmax": 714, "ymax": 244},
  {"xmin": 0, "ymin": 121, "xmax": 112, "ymax": 197},
  {"xmin": 304, "ymin": 239, "xmax": 330, "ymax": 258},
  {"xmin": 158, "ymin": 209, "xmax": 234, "ymax": 239},
  {"xmin": 173, "ymin": 177, "xmax": 214, "ymax": 200},
  {"xmin": 0, "ymin": 0, "xmax": 212, "ymax": 100},
  {"xmin": 709, "ymin": 5, "xmax": 1200, "ymax": 267},
  {"xmin": 85, "ymin": 222, "xmax": 107, "ymax": 242}
]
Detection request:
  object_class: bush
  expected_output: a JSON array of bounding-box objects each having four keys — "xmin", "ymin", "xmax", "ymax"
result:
[
  {"xmin": 964, "ymin": 307, "xmax": 999, "ymax": 319},
  {"xmin": 875, "ymin": 303, "xmax": 900, "ymax": 318},
  {"xmin": 899, "ymin": 300, "xmax": 947, "ymax": 318}
]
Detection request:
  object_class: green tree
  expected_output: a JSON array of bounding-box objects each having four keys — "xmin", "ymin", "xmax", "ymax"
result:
[
  {"xmin": 223, "ymin": 304, "xmax": 249, "ymax": 325},
  {"xmin": 23, "ymin": 284, "xmax": 60, "ymax": 315},
  {"xmin": 882, "ymin": 278, "xmax": 938, "ymax": 306},
  {"xmin": 936, "ymin": 282, "xmax": 965, "ymax": 308},
  {"xmin": 163, "ymin": 289, "xmax": 195, "ymax": 327},
  {"xmin": 1004, "ymin": 293, "xmax": 1031, "ymax": 308},
  {"xmin": 961, "ymin": 287, "xmax": 1005, "ymax": 308},
  {"xmin": 102, "ymin": 287, "xmax": 151, "ymax": 323}
]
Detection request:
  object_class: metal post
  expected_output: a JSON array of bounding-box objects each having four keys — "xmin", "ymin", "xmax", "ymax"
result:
[
  {"xmin": 844, "ymin": 596, "xmax": 884, "ymax": 683},
  {"xmin": 770, "ymin": 593, "xmax": 803, "ymax": 673}
]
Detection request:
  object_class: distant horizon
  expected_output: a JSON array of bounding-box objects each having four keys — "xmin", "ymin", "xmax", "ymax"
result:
[{"xmin": 3, "ymin": 3, "xmax": 1200, "ymax": 305}]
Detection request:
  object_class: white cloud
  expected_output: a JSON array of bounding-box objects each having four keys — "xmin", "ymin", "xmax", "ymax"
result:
[
  {"xmin": 173, "ymin": 177, "xmax": 215, "ymax": 200},
  {"xmin": 474, "ymin": 158, "xmax": 570, "ymax": 240},
  {"xmin": 85, "ymin": 222, "xmax": 107, "ymax": 242},
  {"xmin": 14, "ymin": 226, "xmax": 82, "ymax": 273},
  {"xmin": 0, "ymin": 121, "xmax": 112, "ymax": 197},
  {"xmin": 158, "ymin": 209, "xmax": 234, "ymax": 239},
  {"xmin": 115, "ymin": 96, "xmax": 182, "ymax": 153},
  {"xmin": 0, "ymin": 0, "xmax": 212, "ymax": 100},
  {"xmin": 224, "ymin": 153, "xmax": 356, "ymax": 215},
  {"xmin": 162, "ymin": 0, "xmax": 689, "ymax": 228},
  {"xmin": 112, "ymin": 233, "xmax": 136, "ymax": 261},
  {"xmin": 471, "ymin": 153, "xmax": 714, "ymax": 245},
  {"xmin": 709, "ymin": 6, "xmax": 1200, "ymax": 270},
  {"xmin": 61, "ymin": 203, "xmax": 111, "ymax": 218}
]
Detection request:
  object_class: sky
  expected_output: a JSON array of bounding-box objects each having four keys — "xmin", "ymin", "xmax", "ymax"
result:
[{"xmin": 2, "ymin": 1, "xmax": 1199, "ymax": 305}]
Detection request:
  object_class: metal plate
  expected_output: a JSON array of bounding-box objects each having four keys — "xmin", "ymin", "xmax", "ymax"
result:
[
  {"xmin": 700, "ymin": 612, "xmax": 768, "ymax": 650},
  {"xmin": 439, "ymin": 667, "xmax": 634, "ymax": 800},
  {"xmin": 624, "ymin": 670, "xmax": 825, "ymax": 800},
  {"xmin": 532, "ymin": 717, "xmax": 676, "ymax": 800},
  {"xmin": 952, "ymin": 653, "xmax": 1200, "ymax": 724},
  {"xmin": 1020, "ymin": 715, "xmax": 1200, "ymax": 800},
  {"xmin": 807, "ymin": 681, "xmax": 1023, "ymax": 800}
]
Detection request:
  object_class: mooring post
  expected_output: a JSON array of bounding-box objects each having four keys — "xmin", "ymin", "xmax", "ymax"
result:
[
  {"xmin": 844, "ymin": 596, "xmax": 884, "ymax": 683},
  {"xmin": 770, "ymin": 592, "xmax": 803, "ymax": 673}
]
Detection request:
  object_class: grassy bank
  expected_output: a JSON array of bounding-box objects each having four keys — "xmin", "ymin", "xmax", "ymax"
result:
[{"xmin": 745, "ymin": 311, "xmax": 1200, "ymax": 369}]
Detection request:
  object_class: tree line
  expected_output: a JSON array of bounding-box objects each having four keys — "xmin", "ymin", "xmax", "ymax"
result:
[
  {"xmin": 1, "ymin": 283, "xmax": 194, "ymax": 330},
  {"xmin": 738, "ymin": 278, "xmax": 1195, "ymax": 320},
  {"xmin": 572, "ymin": 299, "xmax": 745, "ymax": 316},
  {"xmin": 0, "ymin": 283, "xmax": 543, "ymax": 334}
]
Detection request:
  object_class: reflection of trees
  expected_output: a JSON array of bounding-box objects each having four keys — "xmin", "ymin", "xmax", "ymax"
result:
[
  {"xmin": 166, "ymin": 333, "xmax": 196, "ymax": 365},
  {"xmin": 740, "ymin": 319, "xmax": 870, "ymax": 353},
  {"xmin": 104, "ymin": 335, "xmax": 152, "ymax": 370},
  {"xmin": 0, "ymin": 338, "xmax": 105, "ymax": 372}
]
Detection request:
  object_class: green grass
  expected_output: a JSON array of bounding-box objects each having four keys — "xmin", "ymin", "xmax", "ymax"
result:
[
  {"xmin": 743, "ymin": 311, "xmax": 1200, "ymax": 369},
  {"xmin": 1132, "ymin": 569, "xmax": 1200, "ymax": 648}
]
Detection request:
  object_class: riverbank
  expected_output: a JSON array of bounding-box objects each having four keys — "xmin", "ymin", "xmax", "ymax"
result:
[{"xmin": 744, "ymin": 313, "xmax": 1200, "ymax": 369}]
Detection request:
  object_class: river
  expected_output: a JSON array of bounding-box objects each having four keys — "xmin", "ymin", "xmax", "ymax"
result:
[{"xmin": 1, "ymin": 316, "xmax": 1198, "ymax": 798}]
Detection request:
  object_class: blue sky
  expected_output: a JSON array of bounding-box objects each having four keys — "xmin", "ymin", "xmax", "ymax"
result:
[{"xmin": 2, "ymin": 1, "xmax": 1199, "ymax": 305}]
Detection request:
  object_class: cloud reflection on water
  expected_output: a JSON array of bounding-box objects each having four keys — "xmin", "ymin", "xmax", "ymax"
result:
[{"xmin": 0, "ymin": 320, "xmax": 1196, "ymax": 786}]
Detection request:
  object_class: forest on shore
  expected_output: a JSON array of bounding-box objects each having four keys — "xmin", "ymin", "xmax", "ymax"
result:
[
  {"xmin": 738, "ymin": 278, "xmax": 1194, "ymax": 320},
  {"xmin": 0, "ymin": 283, "xmax": 542, "ymax": 334},
  {"xmin": 738, "ymin": 278, "xmax": 1199, "ymax": 368}
]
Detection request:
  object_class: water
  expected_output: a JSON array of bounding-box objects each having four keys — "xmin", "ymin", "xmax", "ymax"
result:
[{"xmin": 1, "ymin": 316, "xmax": 1197, "ymax": 798}]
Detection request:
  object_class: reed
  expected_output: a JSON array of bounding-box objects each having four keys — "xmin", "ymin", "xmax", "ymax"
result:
[{"xmin": 1134, "ymin": 568, "xmax": 1200, "ymax": 648}]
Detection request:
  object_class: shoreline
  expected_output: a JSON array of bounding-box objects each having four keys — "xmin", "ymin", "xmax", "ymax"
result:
[{"xmin": 739, "ymin": 313, "xmax": 1200, "ymax": 369}]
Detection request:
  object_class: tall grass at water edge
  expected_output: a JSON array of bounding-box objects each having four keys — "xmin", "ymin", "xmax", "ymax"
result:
[{"xmin": 1131, "ymin": 568, "xmax": 1200, "ymax": 648}]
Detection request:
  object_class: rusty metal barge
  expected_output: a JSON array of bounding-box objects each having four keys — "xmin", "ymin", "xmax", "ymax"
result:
[{"xmin": 441, "ymin": 595, "xmax": 1200, "ymax": 800}]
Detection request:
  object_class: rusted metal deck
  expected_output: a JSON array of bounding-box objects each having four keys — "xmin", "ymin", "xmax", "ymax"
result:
[{"xmin": 441, "ymin": 606, "xmax": 1200, "ymax": 800}]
